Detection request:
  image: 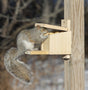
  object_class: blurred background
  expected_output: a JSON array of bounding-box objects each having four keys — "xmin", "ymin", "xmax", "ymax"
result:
[{"xmin": 0, "ymin": 0, "xmax": 88, "ymax": 90}]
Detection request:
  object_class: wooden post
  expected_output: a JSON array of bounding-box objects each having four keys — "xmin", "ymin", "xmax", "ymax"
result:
[{"xmin": 64, "ymin": 0, "xmax": 85, "ymax": 90}]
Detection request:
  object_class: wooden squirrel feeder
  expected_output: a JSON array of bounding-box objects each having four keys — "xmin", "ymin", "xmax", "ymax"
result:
[{"xmin": 25, "ymin": 20, "xmax": 71, "ymax": 58}]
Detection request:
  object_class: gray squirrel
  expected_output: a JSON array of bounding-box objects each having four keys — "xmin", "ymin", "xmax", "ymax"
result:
[{"xmin": 4, "ymin": 27, "xmax": 49, "ymax": 84}]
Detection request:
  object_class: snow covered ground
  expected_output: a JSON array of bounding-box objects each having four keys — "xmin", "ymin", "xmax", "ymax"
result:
[
  {"xmin": 85, "ymin": 70, "xmax": 88, "ymax": 90},
  {"xmin": 85, "ymin": 58, "xmax": 88, "ymax": 90},
  {"xmin": 10, "ymin": 57, "xmax": 88, "ymax": 90}
]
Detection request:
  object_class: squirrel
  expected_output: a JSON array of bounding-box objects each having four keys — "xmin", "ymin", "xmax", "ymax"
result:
[{"xmin": 4, "ymin": 27, "xmax": 49, "ymax": 84}]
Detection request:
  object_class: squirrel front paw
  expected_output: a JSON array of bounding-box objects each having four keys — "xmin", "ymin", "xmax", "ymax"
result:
[
  {"xmin": 33, "ymin": 48, "xmax": 38, "ymax": 50},
  {"xmin": 25, "ymin": 51, "xmax": 30, "ymax": 54}
]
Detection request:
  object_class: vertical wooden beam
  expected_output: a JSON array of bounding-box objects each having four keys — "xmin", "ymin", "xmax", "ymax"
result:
[
  {"xmin": 64, "ymin": 60, "xmax": 70, "ymax": 90},
  {"xmin": 62, "ymin": 20, "xmax": 71, "ymax": 90},
  {"xmin": 64, "ymin": 0, "xmax": 85, "ymax": 90}
]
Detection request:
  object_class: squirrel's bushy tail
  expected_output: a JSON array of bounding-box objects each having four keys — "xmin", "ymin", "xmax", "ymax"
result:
[{"xmin": 4, "ymin": 47, "xmax": 33, "ymax": 84}]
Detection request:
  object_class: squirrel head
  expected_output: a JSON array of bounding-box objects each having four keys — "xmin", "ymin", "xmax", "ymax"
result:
[{"xmin": 36, "ymin": 26, "xmax": 49, "ymax": 39}]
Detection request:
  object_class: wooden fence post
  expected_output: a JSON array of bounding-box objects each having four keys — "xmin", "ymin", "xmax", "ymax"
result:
[{"xmin": 64, "ymin": 0, "xmax": 85, "ymax": 90}]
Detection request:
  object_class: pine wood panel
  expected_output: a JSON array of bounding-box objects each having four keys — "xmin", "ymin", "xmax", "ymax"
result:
[
  {"xmin": 64, "ymin": 0, "xmax": 85, "ymax": 90},
  {"xmin": 35, "ymin": 23, "xmax": 68, "ymax": 31},
  {"xmin": 25, "ymin": 51, "xmax": 48, "ymax": 55}
]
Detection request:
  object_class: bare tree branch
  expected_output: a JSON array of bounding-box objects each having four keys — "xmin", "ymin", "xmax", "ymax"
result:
[
  {"xmin": 41, "ymin": 0, "xmax": 63, "ymax": 24},
  {"xmin": 0, "ymin": 14, "xmax": 9, "ymax": 19},
  {"xmin": 2, "ymin": 18, "xmax": 9, "ymax": 37},
  {"xmin": 55, "ymin": 0, "xmax": 62, "ymax": 12},
  {"xmin": 1, "ymin": 0, "xmax": 8, "ymax": 13},
  {"xmin": 20, "ymin": 0, "xmax": 33, "ymax": 10},
  {"xmin": 7, "ymin": 0, "xmax": 21, "ymax": 35},
  {"xmin": 50, "ymin": 8, "xmax": 64, "ymax": 18},
  {"xmin": 42, "ymin": 0, "xmax": 51, "ymax": 23}
]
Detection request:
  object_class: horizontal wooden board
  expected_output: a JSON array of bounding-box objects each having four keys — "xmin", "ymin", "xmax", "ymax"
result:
[
  {"xmin": 35, "ymin": 23, "xmax": 68, "ymax": 31},
  {"xmin": 25, "ymin": 51, "xmax": 49, "ymax": 55}
]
